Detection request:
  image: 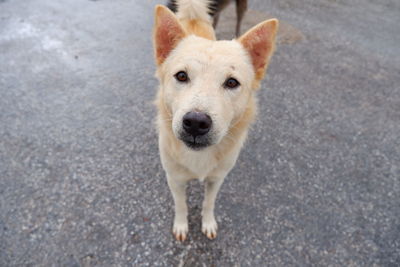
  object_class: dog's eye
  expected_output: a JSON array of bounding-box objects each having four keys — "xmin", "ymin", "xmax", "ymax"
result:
[
  {"xmin": 175, "ymin": 71, "xmax": 189, "ymax": 82},
  {"xmin": 224, "ymin": 78, "xmax": 240, "ymax": 89}
]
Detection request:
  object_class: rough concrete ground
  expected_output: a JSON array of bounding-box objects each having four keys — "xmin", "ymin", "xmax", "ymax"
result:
[{"xmin": 1, "ymin": 0, "xmax": 399, "ymax": 266}]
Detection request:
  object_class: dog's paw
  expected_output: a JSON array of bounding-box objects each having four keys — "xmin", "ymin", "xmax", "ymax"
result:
[
  {"xmin": 202, "ymin": 217, "xmax": 218, "ymax": 239},
  {"xmin": 173, "ymin": 222, "xmax": 188, "ymax": 242}
]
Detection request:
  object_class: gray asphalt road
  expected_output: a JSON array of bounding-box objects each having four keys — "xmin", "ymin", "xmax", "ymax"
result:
[{"xmin": 1, "ymin": 0, "xmax": 399, "ymax": 266}]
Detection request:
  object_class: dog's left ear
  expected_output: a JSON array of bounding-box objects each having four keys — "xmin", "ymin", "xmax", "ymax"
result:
[
  {"xmin": 238, "ymin": 19, "xmax": 279, "ymax": 80},
  {"xmin": 154, "ymin": 5, "xmax": 187, "ymax": 65}
]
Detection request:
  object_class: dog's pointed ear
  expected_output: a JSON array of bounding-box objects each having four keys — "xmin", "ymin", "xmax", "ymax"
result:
[
  {"xmin": 153, "ymin": 5, "xmax": 186, "ymax": 65},
  {"xmin": 238, "ymin": 19, "xmax": 278, "ymax": 80}
]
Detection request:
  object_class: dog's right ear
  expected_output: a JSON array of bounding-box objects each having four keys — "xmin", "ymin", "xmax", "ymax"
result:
[{"xmin": 153, "ymin": 5, "xmax": 186, "ymax": 65}]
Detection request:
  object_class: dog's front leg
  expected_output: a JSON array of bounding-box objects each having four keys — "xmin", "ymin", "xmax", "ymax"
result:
[
  {"xmin": 167, "ymin": 175, "xmax": 189, "ymax": 241},
  {"xmin": 202, "ymin": 177, "xmax": 225, "ymax": 239}
]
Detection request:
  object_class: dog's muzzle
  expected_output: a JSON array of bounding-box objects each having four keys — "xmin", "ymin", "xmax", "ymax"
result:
[{"xmin": 179, "ymin": 111, "xmax": 212, "ymax": 150}]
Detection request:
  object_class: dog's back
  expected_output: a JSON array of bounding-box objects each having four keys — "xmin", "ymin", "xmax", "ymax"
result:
[{"xmin": 170, "ymin": 0, "xmax": 216, "ymax": 40}]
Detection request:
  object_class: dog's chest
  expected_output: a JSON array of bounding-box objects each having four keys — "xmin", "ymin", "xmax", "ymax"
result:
[{"xmin": 179, "ymin": 150, "xmax": 218, "ymax": 180}]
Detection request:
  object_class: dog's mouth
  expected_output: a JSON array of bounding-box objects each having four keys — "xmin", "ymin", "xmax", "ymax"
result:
[
  {"xmin": 179, "ymin": 134, "xmax": 211, "ymax": 150},
  {"xmin": 183, "ymin": 139, "xmax": 209, "ymax": 150}
]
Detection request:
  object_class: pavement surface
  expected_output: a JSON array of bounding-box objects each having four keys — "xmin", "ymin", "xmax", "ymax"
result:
[{"xmin": 1, "ymin": 0, "xmax": 399, "ymax": 266}]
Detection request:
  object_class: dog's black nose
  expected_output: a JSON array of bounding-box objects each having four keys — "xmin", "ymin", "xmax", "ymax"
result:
[{"xmin": 182, "ymin": 112, "xmax": 212, "ymax": 137}]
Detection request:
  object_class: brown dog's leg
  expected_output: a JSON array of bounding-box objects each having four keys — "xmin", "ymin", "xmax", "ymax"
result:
[
  {"xmin": 213, "ymin": 12, "xmax": 220, "ymax": 28},
  {"xmin": 213, "ymin": 0, "xmax": 230, "ymax": 30},
  {"xmin": 235, "ymin": 0, "xmax": 248, "ymax": 36}
]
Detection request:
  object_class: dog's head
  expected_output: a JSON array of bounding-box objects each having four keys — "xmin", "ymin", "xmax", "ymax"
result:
[{"xmin": 153, "ymin": 6, "xmax": 278, "ymax": 150}]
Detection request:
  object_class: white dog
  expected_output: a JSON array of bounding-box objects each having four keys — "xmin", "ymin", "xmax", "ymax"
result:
[{"xmin": 153, "ymin": 0, "xmax": 278, "ymax": 241}]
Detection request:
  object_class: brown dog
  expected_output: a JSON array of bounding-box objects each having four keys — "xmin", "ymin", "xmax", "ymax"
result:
[
  {"xmin": 167, "ymin": 0, "xmax": 248, "ymax": 36},
  {"xmin": 153, "ymin": 0, "xmax": 278, "ymax": 241}
]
